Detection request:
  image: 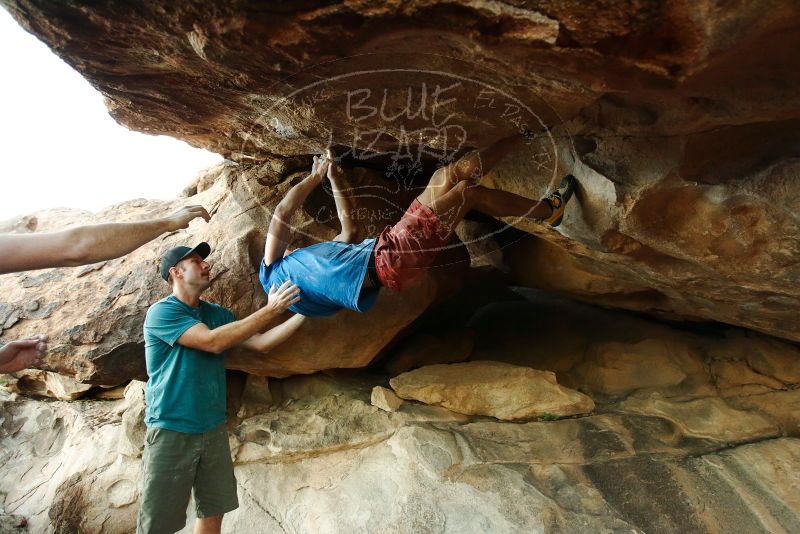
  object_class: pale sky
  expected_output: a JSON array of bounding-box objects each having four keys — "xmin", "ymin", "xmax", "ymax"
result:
[{"xmin": 0, "ymin": 8, "xmax": 222, "ymax": 221}]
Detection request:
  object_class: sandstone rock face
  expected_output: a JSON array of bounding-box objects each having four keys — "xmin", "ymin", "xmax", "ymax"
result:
[
  {"xmin": 0, "ymin": 163, "xmax": 450, "ymax": 385},
  {"xmin": 742, "ymin": 337, "xmax": 800, "ymax": 385},
  {"xmin": 8, "ymin": 370, "xmax": 92, "ymax": 400},
  {"xmin": 567, "ymin": 338, "xmax": 707, "ymax": 398},
  {"xmin": 118, "ymin": 380, "xmax": 146, "ymax": 458},
  {"xmin": 0, "ymin": 390, "xmax": 141, "ymax": 533},
  {"xmin": 380, "ymin": 328, "xmax": 474, "ymax": 376},
  {"xmin": 4, "ymin": 260, "xmax": 799, "ymax": 532},
  {"xmin": 2, "ymin": 2, "xmax": 800, "ymax": 531},
  {"xmin": 5, "ymin": 333, "xmax": 800, "ymax": 533},
  {"xmin": 619, "ymin": 395, "xmax": 780, "ymax": 443},
  {"xmin": 370, "ymin": 385, "xmax": 404, "ymax": 412},
  {"xmin": 729, "ymin": 390, "xmax": 800, "ymax": 437},
  {"xmin": 92, "ymin": 385, "xmax": 127, "ymax": 400},
  {"xmin": 236, "ymin": 375, "xmax": 272, "ymax": 419},
  {"xmin": 390, "ymin": 361, "xmax": 595, "ymax": 420},
  {"xmin": 2, "ymin": 1, "xmax": 800, "ymax": 341}
]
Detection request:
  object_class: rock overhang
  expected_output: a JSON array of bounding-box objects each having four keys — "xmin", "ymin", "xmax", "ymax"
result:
[{"xmin": 1, "ymin": 0, "xmax": 799, "ymax": 354}]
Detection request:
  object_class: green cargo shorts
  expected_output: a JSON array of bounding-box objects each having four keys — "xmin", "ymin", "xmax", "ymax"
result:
[{"xmin": 136, "ymin": 424, "xmax": 239, "ymax": 534}]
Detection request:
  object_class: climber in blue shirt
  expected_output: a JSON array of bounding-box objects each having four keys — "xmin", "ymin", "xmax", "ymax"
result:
[{"xmin": 260, "ymin": 134, "xmax": 576, "ymax": 317}]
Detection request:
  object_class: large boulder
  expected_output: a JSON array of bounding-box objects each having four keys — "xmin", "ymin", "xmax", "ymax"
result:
[
  {"xmin": 389, "ymin": 360, "xmax": 595, "ymax": 420},
  {"xmin": 2, "ymin": 1, "xmax": 800, "ymax": 341},
  {"xmin": 7, "ymin": 370, "xmax": 92, "ymax": 400},
  {"xmin": 0, "ymin": 162, "xmax": 453, "ymax": 385},
  {"xmin": 565, "ymin": 338, "xmax": 708, "ymax": 398},
  {"xmin": 370, "ymin": 385, "xmax": 404, "ymax": 412},
  {"xmin": 3, "ymin": 3, "xmax": 800, "ymax": 529},
  {"xmin": 118, "ymin": 380, "xmax": 146, "ymax": 458},
  {"xmin": 5, "ymin": 343, "xmax": 800, "ymax": 533}
]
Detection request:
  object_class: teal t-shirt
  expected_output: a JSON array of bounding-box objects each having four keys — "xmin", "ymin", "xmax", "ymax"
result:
[{"xmin": 143, "ymin": 295, "xmax": 236, "ymax": 433}]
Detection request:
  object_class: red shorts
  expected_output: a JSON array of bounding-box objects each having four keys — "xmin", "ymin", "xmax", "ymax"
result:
[{"xmin": 374, "ymin": 199, "xmax": 452, "ymax": 292}]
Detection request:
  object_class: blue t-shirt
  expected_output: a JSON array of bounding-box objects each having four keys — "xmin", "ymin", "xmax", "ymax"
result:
[
  {"xmin": 259, "ymin": 238, "xmax": 379, "ymax": 317},
  {"xmin": 143, "ymin": 295, "xmax": 236, "ymax": 433}
]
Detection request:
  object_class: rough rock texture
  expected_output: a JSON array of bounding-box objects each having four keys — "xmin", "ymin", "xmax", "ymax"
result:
[
  {"xmin": 380, "ymin": 328, "xmax": 474, "ymax": 376},
  {"xmin": 2, "ymin": 2, "xmax": 800, "ymax": 531},
  {"xmin": 370, "ymin": 385, "xmax": 404, "ymax": 412},
  {"xmin": 0, "ymin": 390, "xmax": 142, "ymax": 532},
  {"xmin": 118, "ymin": 380, "xmax": 146, "ymax": 458},
  {"xmin": 2, "ymin": 0, "xmax": 800, "ymax": 341},
  {"xmin": 236, "ymin": 375, "xmax": 273, "ymax": 419},
  {"xmin": 390, "ymin": 360, "xmax": 595, "ymax": 420},
  {"xmin": 5, "ymin": 296, "xmax": 800, "ymax": 533},
  {"xmin": 0, "ymin": 514, "xmax": 27, "ymax": 531},
  {"xmin": 567, "ymin": 338, "xmax": 706, "ymax": 398},
  {"xmin": 0, "ymin": 163, "xmax": 451, "ymax": 383},
  {"xmin": 6, "ymin": 369, "xmax": 92, "ymax": 400}
]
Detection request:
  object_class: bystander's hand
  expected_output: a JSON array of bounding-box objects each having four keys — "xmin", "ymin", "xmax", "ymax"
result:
[
  {"xmin": 0, "ymin": 334, "xmax": 48, "ymax": 374},
  {"xmin": 165, "ymin": 205, "xmax": 211, "ymax": 231},
  {"xmin": 266, "ymin": 280, "xmax": 302, "ymax": 315}
]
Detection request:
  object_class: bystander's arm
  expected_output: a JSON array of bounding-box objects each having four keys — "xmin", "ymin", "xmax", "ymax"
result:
[
  {"xmin": 177, "ymin": 281, "xmax": 301, "ymax": 354},
  {"xmin": 239, "ymin": 313, "xmax": 307, "ymax": 353},
  {"xmin": 0, "ymin": 335, "xmax": 47, "ymax": 374},
  {"xmin": 0, "ymin": 205, "xmax": 210, "ymax": 274}
]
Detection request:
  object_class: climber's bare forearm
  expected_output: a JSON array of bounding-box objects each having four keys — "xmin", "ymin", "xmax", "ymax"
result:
[
  {"xmin": 265, "ymin": 167, "xmax": 326, "ymax": 265},
  {"xmin": 327, "ymin": 166, "xmax": 358, "ymax": 242}
]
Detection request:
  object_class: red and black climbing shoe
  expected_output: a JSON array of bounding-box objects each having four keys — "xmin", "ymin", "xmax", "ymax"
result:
[{"xmin": 541, "ymin": 174, "xmax": 576, "ymax": 228}]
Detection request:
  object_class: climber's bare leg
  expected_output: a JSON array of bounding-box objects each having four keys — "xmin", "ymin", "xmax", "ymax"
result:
[
  {"xmin": 428, "ymin": 182, "xmax": 553, "ymax": 232},
  {"xmin": 416, "ymin": 134, "xmax": 526, "ymax": 208}
]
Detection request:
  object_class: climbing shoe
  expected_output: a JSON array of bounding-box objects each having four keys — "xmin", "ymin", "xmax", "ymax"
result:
[{"xmin": 541, "ymin": 174, "xmax": 576, "ymax": 228}]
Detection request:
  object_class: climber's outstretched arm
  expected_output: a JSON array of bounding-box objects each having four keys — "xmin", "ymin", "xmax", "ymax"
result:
[
  {"xmin": 326, "ymin": 152, "xmax": 359, "ymax": 243},
  {"xmin": 264, "ymin": 156, "xmax": 330, "ymax": 265}
]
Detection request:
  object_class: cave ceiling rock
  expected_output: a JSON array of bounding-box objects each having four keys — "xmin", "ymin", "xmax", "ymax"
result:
[{"xmin": 2, "ymin": 1, "xmax": 800, "ymax": 343}]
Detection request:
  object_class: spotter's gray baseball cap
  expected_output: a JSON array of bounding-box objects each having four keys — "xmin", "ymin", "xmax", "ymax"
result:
[{"xmin": 160, "ymin": 242, "xmax": 211, "ymax": 281}]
